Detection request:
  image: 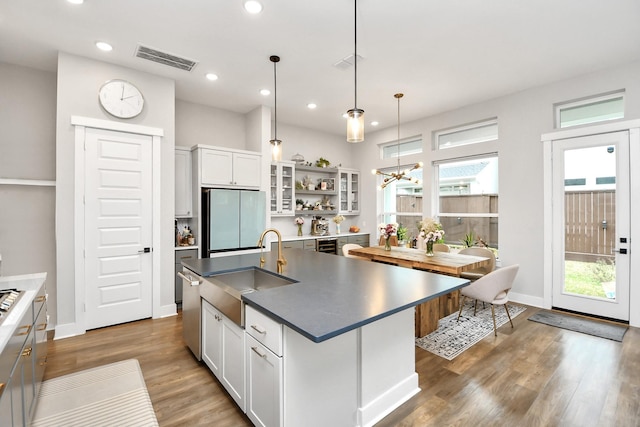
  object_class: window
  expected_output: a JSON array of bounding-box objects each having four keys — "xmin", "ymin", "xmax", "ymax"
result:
[
  {"xmin": 435, "ymin": 156, "xmax": 499, "ymax": 250},
  {"xmin": 378, "ymin": 167, "xmax": 423, "ymax": 241},
  {"xmin": 381, "ymin": 137, "xmax": 422, "ymax": 159},
  {"xmin": 435, "ymin": 119, "xmax": 498, "ymax": 150},
  {"xmin": 556, "ymin": 92, "xmax": 624, "ymax": 128}
]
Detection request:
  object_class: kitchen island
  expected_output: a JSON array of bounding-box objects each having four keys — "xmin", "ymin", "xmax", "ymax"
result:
[{"xmin": 183, "ymin": 249, "xmax": 468, "ymax": 427}]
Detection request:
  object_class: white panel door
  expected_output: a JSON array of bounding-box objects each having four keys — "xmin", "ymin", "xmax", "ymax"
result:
[{"xmin": 84, "ymin": 127, "xmax": 153, "ymax": 330}]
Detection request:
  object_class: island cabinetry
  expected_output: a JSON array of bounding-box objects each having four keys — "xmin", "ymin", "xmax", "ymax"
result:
[
  {"xmin": 202, "ymin": 300, "xmax": 246, "ymax": 411},
  {"xmin": 270, "ymin": 161, "xmax": 295, "ymax": 216},
  {"xmin": 175, "ymin": 147, "xmax": 193, "ymax": 217},
  {"xmin": 195, "ymin": 146, "xmax": 261, "ymax": 189},
  {"xmin": 338, "ymin": 168, "xmax": 360, "ymax": 215},
  {"xmin": 245, "ymin": 306, "xmax": 283, "ymax": 427}
]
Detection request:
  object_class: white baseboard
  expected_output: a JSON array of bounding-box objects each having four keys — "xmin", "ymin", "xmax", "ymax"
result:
[
  {"xmin": 155, "ymin": 303, "xmax": 177, "ymax": 318},
  {"xmin": 54, "ymin": 322, "xmax": 85, "ymax": 340},
  {"xmin": 509, "ymin": 292, "xmax": 544, "ymax": 308},
  {"xmin": 358, "ymin": 373, "xmax": 420, "ymax": 427}
]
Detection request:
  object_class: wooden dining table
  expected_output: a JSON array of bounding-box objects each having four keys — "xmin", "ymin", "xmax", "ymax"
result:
[{"xmin": 349, "ymin": 245, "xmax": 491, "ymax": 337}]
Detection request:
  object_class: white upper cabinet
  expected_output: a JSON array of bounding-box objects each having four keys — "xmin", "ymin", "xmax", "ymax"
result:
[
  {"xmin": 270, "ymin": 161, "xmax": 295, "ymax": 217},
  {"xmin": 338, "ymin": 168, "xmax": 360, "ymax": 215},
  {"xmin": 196, "ymin": 145, "xmax": 261, "ymax": 189},
  {"xmin": 175, "ymin": 147, "xmax": 193, "ymax": 217}
]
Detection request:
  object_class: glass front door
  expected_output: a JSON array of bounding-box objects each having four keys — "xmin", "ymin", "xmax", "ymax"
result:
[{"xmin": 551, "ymin": 131, "xmax": 630, "ymax": 320}]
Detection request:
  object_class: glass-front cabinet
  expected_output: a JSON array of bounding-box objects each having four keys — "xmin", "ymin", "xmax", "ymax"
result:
[
  {"xmin": 338, "ymin": 168, "xmax": 360, "ymax": 215},
  {"xmin": 270, "ymin": 161, "xmax": 295, "ymax": 216}
]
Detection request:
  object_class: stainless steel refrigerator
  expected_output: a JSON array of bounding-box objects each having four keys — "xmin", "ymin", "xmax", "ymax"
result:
[{"xmin": 201, "ymin": 188, "xmax": 266, "ymax": 255}]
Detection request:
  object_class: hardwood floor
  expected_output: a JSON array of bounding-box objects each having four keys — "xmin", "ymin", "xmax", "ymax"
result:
[{"xmin": 44, "ymin": 306, "xmax": 640, "ymax": 427}]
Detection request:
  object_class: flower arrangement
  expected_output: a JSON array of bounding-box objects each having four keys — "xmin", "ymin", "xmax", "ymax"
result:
[
  {"xmin": 294, "ymin": 217, "xmax": 304, "ymax": 225},
  {"xmin": 379, "ymin": 222, "xmax": 398, "ymax": 238},
  {"xmin": 332, "ymin": 215, "xmax": 345, "ymax": 224},
  {"xmin": 419, "ymin": 217, "xmax": 445, "ymax": 243}
]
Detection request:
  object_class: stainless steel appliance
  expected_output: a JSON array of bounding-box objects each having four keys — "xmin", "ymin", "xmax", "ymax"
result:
[
  {"xmin": 201, "ymin": 189, "xmax": 266, "ymax": 255},
  {"xmin": 310, "ymin": 216, "xmax": 329, "ymax": 236}
]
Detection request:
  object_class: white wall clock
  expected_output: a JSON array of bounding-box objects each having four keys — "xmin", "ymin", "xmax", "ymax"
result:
[{"xmin": 98, "ymin": 79, "xmax": 145, "ymax": 119}]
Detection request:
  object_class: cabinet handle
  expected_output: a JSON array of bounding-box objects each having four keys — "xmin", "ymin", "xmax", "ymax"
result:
[
  {"xmin": 37, "ymin": 322, "xmax": 48, "ymax": 331},
  {"xmin": 35, "ymin": 295, "xmax": 47, "ymax": 303},
  {"xmin": 16, "ymin": 325, "xmax": 31, "ymax": 336},
  {"xmin": 251, "ymin": 346, "xmax": 267, "ymax": 359},
  {"xmin": 177, "ymin": 272, "xmax": 201, "ymax": 286},
  {"xmin": 251, "ymin": 324, "xmax": 267, "ymax": 334},
  {"xmin": 22, "ymin": 347, "xmax": 32, "ymax": 357},
  {"xmin": 0, "ymin": 383, "xmax": 5, "ymax": 395}
]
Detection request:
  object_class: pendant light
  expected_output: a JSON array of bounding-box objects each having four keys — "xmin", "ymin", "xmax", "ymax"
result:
[
  {"xmin": 346, "ymin": 0, "xmax": 364, "ymax": 143},
  {"xmin": 372, "ymin": 93, "xmax": 422, "ymax": 189},
  {"xmin": 269, "ymin": 55, "xmax": 282, "ymax": 161}
]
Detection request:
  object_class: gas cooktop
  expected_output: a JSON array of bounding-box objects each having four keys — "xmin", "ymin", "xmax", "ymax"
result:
[{"xmin": 0, "ymin": 288, "xmax": 23, "ymax": 325}]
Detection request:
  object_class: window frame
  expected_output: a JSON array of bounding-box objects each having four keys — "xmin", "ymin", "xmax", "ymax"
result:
[
  {"xmin": 434, "ymin": 118, "xmax": 498, "ymax": 151},
  {"xmin": 555, "ymin": 91, "xmax": 625, "ymax": 129}
]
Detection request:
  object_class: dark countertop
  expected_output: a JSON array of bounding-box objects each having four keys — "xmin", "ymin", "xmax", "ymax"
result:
[{"xmin": 183, "ymin": 249, "xmax": 468, "ymax": 343}]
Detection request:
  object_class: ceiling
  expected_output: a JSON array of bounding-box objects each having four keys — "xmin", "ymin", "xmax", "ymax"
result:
[{"xmin": 3, "ymin": 0, "xmax": 640, "ymax": 137}]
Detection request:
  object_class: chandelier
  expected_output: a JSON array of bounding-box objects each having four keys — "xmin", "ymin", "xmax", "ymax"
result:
[{"xmin": 372, "ymin": 93, "xmax": 422, "ymax": 189}]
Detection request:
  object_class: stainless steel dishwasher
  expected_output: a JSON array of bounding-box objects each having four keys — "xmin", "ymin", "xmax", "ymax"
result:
[{"xmin": 179, "ymin": 268, "xmax": 202, "ymax": 360}]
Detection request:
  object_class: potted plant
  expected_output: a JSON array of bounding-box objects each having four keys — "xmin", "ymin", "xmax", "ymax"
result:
[
  {"xmin": 461, "ymin": 231, "xmax": 475, "ymax": 248},
  {"xmin": 397, "ymin": 225, "xmax": 408, "ymax": 247}
]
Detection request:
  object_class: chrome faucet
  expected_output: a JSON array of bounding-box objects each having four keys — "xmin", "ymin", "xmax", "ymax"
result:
[{"xmin": 257, "ymin": 228, "xmax": 287, "ymax": 274}]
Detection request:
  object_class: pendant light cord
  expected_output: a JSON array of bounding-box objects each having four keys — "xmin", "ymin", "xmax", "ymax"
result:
[
  {"xmin": 270, "ymin": 55, "xmax": 280, "ymax": 141},
  {"xmin": 354, "ymin": 0, "xmax": 358, "ymax": 110}
]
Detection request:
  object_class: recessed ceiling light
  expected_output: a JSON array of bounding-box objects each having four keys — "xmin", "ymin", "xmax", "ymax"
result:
[
  {"xmin": 371, "ymin": 121, "xmax": 379, "ymax": 126},
  {"xmin": 307, "ymin": 103, "xmax": 317, "ymax": 109},
  {"xmin": 67, "ymin": 0, "xmax": 84, "ymax": 4},
  {"xmin": 95, "ymin": 41, "xmax": 113, "ymax": 52},
  {"xmin": 260, "ymin": 89, "xmax": 271, "ymax": 96},
  {"xmin": 244, "ymin": 0, "xmax": 263, "ymax": 14},
  {"xmin": 205, "ymin": 73, "xmax": 218, "ymax": 81}
]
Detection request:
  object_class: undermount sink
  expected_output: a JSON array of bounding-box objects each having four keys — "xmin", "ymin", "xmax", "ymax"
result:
[{"xmin": 198, "ymin": 267, "xmax": 297, "ymax": 327}]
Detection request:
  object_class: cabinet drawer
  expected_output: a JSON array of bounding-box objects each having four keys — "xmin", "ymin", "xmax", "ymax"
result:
[
  {"xmin": 350, "ymin": 235, "xmax": 369, "ymax": 247},
  {"xmin": 273, "ymin": 240, "xmax": 304, "ymax": 251},
  {"xmin": 175, "ymin": 249, "xmax": 198, "ymax": 264},
  {"xmin": 245, "ymin": 305, "xmax": 283, "ymax": 356},
  {"xmin": 303, "ymin": 240, "xmax": 316, "ymax": 251}
]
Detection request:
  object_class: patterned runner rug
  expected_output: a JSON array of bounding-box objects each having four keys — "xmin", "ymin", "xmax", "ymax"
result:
[
  {"xmin": 32, "ymin": 359, "xmax": 158, "ymax": 427},
  {"xmin": 415, "ymin": 301, "xmax": 526, "ymax": 360}
]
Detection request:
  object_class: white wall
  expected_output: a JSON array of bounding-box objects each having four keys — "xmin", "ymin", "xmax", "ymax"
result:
[
  {"xmin": 0, "ymin": 62, "xmax": 58, "ymax": 324},
  {"xmin": 55, "ymin": 52, "xmax": 176, "ymax": 334},
  {"xmin": 354, "ymin": 59, "xmax": 640, "ymax": 306},
  {"xmin": 176, "ymin": 99, "xmax": 246, "ymax": 149}
]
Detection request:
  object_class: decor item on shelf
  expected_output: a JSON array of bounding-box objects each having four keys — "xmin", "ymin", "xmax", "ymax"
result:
[
  {"xmin": 372, "ymin": 93, "xmax": 422, "ymax": 189},
  {"xmin": 269, "ymin": 55, "xmax": 283, "ymax": 161},
  {"xmin": 315, "ymin": 157, "xmax": 331, "ymax": 168},
  {"xmin": 419, "ymin": 217, "xmax": 445, "ymax": 256},
  {"xmin": 296, "ymin": 199, "xmax": 304, "ymax": 210},
  {"xmin": 291, "ymin": 153, "xmax": 305, "ymax": 164},
  {"xmin": 346, "ymin": 0, "xmax": 364, "ymax": 143},
  {"xmin": 333, "ymin": 214, "xmax": 345, "ymax": 234},
  {"xmin": 295, "ymin": 217, "xmax": 304, "ymax": 236},
  {"xmin": 379, "ymin": 222, "xmax": 398, "ymax": 251}
]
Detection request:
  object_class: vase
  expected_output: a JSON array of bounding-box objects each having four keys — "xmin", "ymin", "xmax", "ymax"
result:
[
  {"xmin": 426, "ymin": 240, "xmax": 434, "ymax": 256},
  {"xmin": 336, "ymin": 224, "xmax": 341, "ymax": 234},
  {"xmin": 384, "ymin": 237, "xmax": 391, "ymax": 251},
  {"xmin": 297, "ymin": 224, "xmax": 303, "ymax": 236}
]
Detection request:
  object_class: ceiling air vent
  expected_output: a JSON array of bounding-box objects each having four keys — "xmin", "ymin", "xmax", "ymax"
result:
[
  {"xmin": 333, "ymin": 54, "xmax": 364, "ymax": 71},
  {"xmin": 134, "ymin": 44, "xmax": 198, "ymax": 72}
]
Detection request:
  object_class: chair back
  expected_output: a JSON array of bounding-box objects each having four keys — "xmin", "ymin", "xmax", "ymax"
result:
[
  {"xmin": 461, "ymin": 264, "xmax": 519, "ymax": 304},
  {"xmin": 459, "ymin": 247, "xmax": 495, "ymax": 274},
  {"xmin": 432, "ymin": 243, "xmax": 450, "ymax": 253},
  {"xmin": 342, "ymin": 243, "xmax": 363, "ymax": 258},
  {"xmin": 378, "ymin": 235, "xmax": 398, "ymax": 247}
]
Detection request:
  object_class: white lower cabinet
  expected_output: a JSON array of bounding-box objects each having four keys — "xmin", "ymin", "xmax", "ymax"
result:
[
  {"xmin": 246, "ymin": 335, "xmax": 283, "ymax": 427},
  {"xmin": 202, "ymin": 300, "xmax": 245, "ymax": 411}
]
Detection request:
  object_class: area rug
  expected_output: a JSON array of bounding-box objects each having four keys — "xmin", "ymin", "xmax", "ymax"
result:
[
  {"xmin": 415, "ymin": 301, "xmax": 526, "ymax": 360},
  {"xmin": 528, "ymin": 310, "xmax": 628, "ymax": 342},
  {"xmin": 32, "ymin": 359, "xmax": 158, "ymax": 427}
]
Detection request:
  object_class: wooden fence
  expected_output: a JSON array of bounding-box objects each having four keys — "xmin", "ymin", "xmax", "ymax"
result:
[{"xmin": 565, "ymin": 190, "xmax": 615, "ymax": 261}]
